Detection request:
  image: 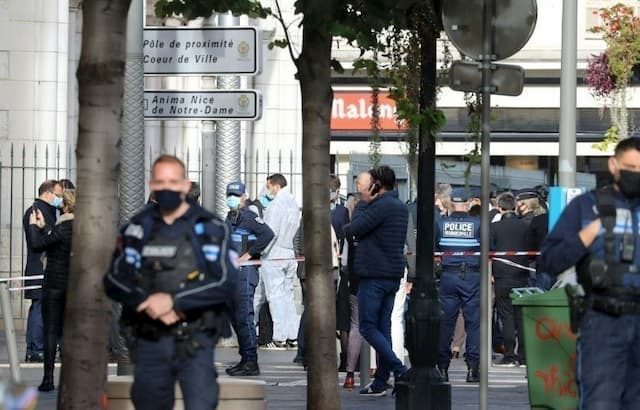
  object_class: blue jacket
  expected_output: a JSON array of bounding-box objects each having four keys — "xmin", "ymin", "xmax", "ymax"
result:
[
  {"xmin": 104, "ymin": 202, "xmax": 238, "ymax": 314},
  {"xmin": 541, "ymin": 189, "xmax": 640, "ymax": 278},
  {"xmin": 344, "ymin": 191, "xmax": 408, "ymax": 279},
  {"xmin": 226, "ymin": 208, "xmax": 274, "ymax": 260},
  {"xmin": 436, "ymin": 212, "xmax": 481, "ymax": 270}
]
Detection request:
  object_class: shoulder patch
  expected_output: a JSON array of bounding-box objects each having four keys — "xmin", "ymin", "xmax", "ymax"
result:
[
  {"xmin": 255, "ymin": 216, "xmax": 265, "ymax": 224},
  {"xmin": 124, "ymin": 224, "xmax": 144, "ymax": 240}
]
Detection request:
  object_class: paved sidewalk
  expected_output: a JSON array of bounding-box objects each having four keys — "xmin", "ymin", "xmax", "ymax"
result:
[{"xmin": 0, "ymin": 330, "xmax": 530, "ymax": 409}]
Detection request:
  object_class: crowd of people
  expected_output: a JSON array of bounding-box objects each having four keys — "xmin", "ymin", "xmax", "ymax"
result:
[{"xmin": 20, "ymin": 137, "xmax": 640, "ymax": 409}]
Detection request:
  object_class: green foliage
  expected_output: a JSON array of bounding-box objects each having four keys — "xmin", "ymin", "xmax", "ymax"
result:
[
  {"xmin": 155, "ymin": 0, "xmax": 271, "ymax": 20},
  {"xmin": 463, "ymin": 92, "xmax": 482, "ymax": 183},
  {"xmin": 268, "ymin": 39, "xmax": 289, "ymax": 50},
  {"xmin": 593, "ymin": 125, "xmax": 620, "ymax": 151}
]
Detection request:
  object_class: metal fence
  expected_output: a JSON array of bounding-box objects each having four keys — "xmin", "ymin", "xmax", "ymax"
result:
[
  {"xmin": 1, "ymin": 143, "xmax": 352, "ymax": 321},
  {"xmin": 0, "ymin": 143, "xmax": 76, "ymax": 320}
]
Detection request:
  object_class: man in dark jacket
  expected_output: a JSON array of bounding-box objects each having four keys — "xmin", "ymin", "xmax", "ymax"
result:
[
  {"xmin": 22, "ymin": 179, "xmax": 62, "ymax": 362},
  {"xmin": 541, "ymin": 137, "xmax": 640, "ymax": 409},
  {"xmin": 224, "ymin": 181, "xmax": 274, "ymax": 376},
  {"xmin": 104, "ymin": 155, "xmax": 237, "ymax": 410},
  {"xmin": 344, "ymin": 166, "xmax": 408, "ymax": 397},
  {"xmin": 490, "ymin": 193, "xmax": 531, "ymax": 367},
  {"xmin": 436, "ymin": 188, "xmax": 481, "ymax": 383}
]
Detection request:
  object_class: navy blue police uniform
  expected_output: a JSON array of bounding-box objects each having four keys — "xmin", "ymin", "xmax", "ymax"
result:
[
  {"xmin": 225, "ymin": 181, "xmax": 274, "ymax": 376},
  {"xmin": 104, "ymin": 200, "xmax": 237, "ymax": 410},
  {"xmin": 435, "ymin": 188, "xmax": 481, "ymax": 383},
  {"xmin": 541, "ymin": 185, "xmax": 640, "ymax": 410}
]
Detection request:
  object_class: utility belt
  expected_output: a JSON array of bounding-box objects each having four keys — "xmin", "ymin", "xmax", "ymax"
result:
[
  {"xmin": 124, "ymin": 309, "xmax": 223, "ymax": 342},
  {"xmin": 591, "ymin": 293, "xmax": 640, "ymax": 316},
  {"xmin": 441, "ymin": 263, "xmax": 480, "ymax": 273}
]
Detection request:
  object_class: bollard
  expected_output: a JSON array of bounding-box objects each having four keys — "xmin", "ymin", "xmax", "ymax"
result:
[{"xmin": 0, "ymin": 283, "xmax": 21, "ymax": 383}]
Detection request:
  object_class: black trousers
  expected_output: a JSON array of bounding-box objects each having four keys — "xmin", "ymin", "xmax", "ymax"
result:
[
  {"xmin": 41, "ymin": 288, "xmax": 66, "ymax": 379},
  {"xmin": 494, "ymin": 279, "xmax": 528, "ymax": 362}
]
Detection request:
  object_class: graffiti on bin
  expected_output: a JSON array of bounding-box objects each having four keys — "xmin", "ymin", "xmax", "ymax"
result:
[
  {"xmin": 535, "ymin": 316, "xmax": 577, "ymax": 342},
  {"xmin": 534, "ymin": 353, "xmax": 578, "ymax": 399}
]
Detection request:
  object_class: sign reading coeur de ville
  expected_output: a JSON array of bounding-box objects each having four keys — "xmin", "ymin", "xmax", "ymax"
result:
[
  {"xmin": 144, "ymin": 90, "xmax": 262, "ymax": 120},
  {"xmin": 143, "ymin": 27, "xmax": 260, "ymax": 75}
]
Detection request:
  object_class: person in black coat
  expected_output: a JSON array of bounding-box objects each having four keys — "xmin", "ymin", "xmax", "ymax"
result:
[
  {"xmin": 490, "ymin": 193, "xmax": 531, "ymax": 367},
  {"xmin": 28, "ymin": 190, "xmax": 75, "ymax": 392},
  {"xmin": 22, "ymin": 180, "xmax": 62, "ymax": 362}
]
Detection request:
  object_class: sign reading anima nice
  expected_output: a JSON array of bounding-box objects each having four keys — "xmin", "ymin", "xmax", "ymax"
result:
[{"xmin": 330, "ymin": 91, "xmax": 407, "ymax": 131}]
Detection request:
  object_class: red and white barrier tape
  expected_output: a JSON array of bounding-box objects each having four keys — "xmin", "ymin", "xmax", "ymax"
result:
[
  {"xmin": 237, "ymin": 251, "xmax": 541, "ymax": 267},
  {"xmin": 0, "ymin": 275, "xmax": 44, "ymax": 283}
]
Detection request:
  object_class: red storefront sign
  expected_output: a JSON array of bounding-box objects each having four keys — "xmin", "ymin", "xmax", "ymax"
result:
[{"xmin": 331, "ymin": 91, "xmax": 407, "ymax": 131}]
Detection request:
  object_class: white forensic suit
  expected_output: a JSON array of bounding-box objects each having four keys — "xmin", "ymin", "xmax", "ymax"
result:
[{"xmin": 260, "ymin": 189, "xmax": 301, "ymax": 342}]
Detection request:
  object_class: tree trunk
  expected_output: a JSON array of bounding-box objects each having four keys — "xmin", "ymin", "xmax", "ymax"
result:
[
  {"xmin": 58, "ymin": 0, "xmax": 131, "ymax": 408},
  {"xmin": 298, "ymin": 2, "xmax": 340, "ymax": 409}
]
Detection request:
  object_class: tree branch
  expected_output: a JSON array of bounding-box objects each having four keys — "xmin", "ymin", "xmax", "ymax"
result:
[{"xmin": 273, "ymin": 0, "xmax": 299, "ymax": 67}]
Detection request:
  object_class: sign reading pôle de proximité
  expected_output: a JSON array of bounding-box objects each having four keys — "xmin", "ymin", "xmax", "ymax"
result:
[
  {"xmin": 144, "ymin": 91, "xmax": 262, "ymax": 120},
  {"xmin": 143, "ymin": 27, "xmax": 260, "ymax": 75}
]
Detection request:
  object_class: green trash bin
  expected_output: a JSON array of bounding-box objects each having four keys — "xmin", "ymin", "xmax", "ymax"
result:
[{"xmin": 511, "ymin": 287, "xmax": 579, "ymax": 410}]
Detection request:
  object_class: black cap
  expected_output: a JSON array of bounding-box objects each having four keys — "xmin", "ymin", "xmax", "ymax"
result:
[
  {"xmin": 515, "ymin": 189, "xmax": 539, "ymax": 201},
  {"xmin": 451, "ymin": 188, "xmax": 469, "ymax": 203}
]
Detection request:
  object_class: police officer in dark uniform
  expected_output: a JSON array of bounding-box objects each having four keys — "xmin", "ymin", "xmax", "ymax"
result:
[
  {"xmin": 104, "ymin": 155, "xmax": 237, "ymax": 410},
  {"xmin": 436, "ymin": 188, "xmax": 481, "ymax": 383},
  {"xmin": 541, "ymin": 137, "xmax": 640, "ymax": 410},
  {"xmin": 224, "ymin": 181, "xmax": 274, "ymax": 376}
]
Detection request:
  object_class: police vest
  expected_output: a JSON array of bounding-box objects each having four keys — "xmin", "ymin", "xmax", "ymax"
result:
[
  {"xmin": 578, "ymin": 186, "xmax": 640, "ymax": 297},
  {"xmin": 228, "ymin": 210, "xmax": 258, "ymax": 254},
  {"xmin": 138, "ymin": 223, "xmax": 200, "ymax": 294},
  {"xmin": 438, "ymin": 213, "xmax": 481, "ymax": 269}
]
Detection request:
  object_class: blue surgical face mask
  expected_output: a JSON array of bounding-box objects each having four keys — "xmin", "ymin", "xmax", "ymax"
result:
[
  {"xmin": 226, "ymin": 196, "xmax": 241, "ymax": 209},
  {"xmin": 259, "ymin": 195, "xmax": 272, "ymax": 209},
  {"xmin": 50, "ymin": 196, "xmax": 63, "ymax": 209}
]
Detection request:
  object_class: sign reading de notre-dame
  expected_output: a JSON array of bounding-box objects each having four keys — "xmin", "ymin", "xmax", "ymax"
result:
[{"xmin": 143, "ymin": 27, "xmax": 260, "ymax": 75}]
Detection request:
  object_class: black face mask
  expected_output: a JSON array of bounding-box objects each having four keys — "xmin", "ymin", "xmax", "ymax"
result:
[
  {"xmin": 154, "ymin": 189, "xmax": 183, "ymax": 211},
  {"xmin": 617, "ymin": 170, "xmax": 640, "ymax": 199}
]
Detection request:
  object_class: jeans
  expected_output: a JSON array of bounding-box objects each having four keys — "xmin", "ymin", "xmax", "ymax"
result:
[
  {"xmin": 577, "ymin": 308, "xmax": 640, "ymax": 410},
  {"xmin": 358, "ymin": 277, "xmax": 405, "ymax": 388},
  {"xmin": 26, "ymin": 299, "xmax": 44, "ymax": 356},
  {"xmin": 438, "ymin": 271, "xmax": 480, "ymax": 369},
  {"xmin": 231, "ymin": 266, "xmax": 259, "ymax": 362},
  {"xmin": 132, "ymin": 332, "xmax": 218, "ymax": 410}
]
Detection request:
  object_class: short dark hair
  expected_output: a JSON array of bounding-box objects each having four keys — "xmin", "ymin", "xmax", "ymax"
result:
[
  {"xmin": 371, "ymin": 165, "xmax": 396, "ymax": 191},
  {"xmin": 268, "ymin": 173, "xmax": 287, "ymax": 188},
  {"xmin": 152, "ymin": 155, "xmax": 186, "ymax": 178},
  {"xmin": 59, "ymin": 179, "xmax": 75, "ymax": 191},
  {"xmin": 615, "ymin": 137, "xmax": 640, "ymax": 157},
  {"xmin": 38, "ymin": 180, "xmax": 60, "ymax": 196},
  {"xmin": 329, "ymin": 174, "xmax": 341, "ymax": 191},
  {"xmin": 497, "ymin": 193, "xmax": 516, "ymax": 211},
  {"xmin": 188, "ymin": 181, "xmax": 200, "ymax": 202}
]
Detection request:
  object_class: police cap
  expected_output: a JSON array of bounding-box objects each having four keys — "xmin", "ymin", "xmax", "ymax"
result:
[
  {"xmin": 226, "ymin": 181, "xmax": 246, "ymax": 196},
  {"xmin": 515, "ymin": 189, "xmax": 539, "ymax": 201},
  {"xmin": 451, "ymin": 188, "xmax": 469, "ymax": 203}
]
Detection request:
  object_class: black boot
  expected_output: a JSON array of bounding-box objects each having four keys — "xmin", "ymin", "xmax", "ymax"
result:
[
  {"xmin": 226, "ymin": 360, "xmax": 260, "ymax": 376},
  {"xmin": 437, "ymin": 366, "xmax": 449, "ymax": 382},
  {"xmin": 225, "ymin": 361, "xmax": 245, "ymax": 375},
  {"xmin": 38, "ymin": 373, "xmax": 54, "ymax": 392},
  {"xmin": 338, "ymin": 352, "xmax": 347, "ymax": 372},
  {"xmin": 466, "ymin": 367, "xmax": 480, "ymax": 383}
]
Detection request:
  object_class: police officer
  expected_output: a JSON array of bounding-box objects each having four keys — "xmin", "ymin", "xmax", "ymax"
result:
[
  {"xmin": 541, "ymin": 137, "xmax": 640, "ymax": 410},
  {"xmin": 224, "ymin": 181, "xmax": 274, "ymax": 376},
  {"xmin": 104, "ymin": 155, "xmax": 237, "ymax": 410},
  {"xmin": 436, "ymin": 188, "xmax": 481, "ymax": 383}
]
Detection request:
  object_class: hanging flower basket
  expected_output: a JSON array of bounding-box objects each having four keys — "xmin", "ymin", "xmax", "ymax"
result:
[{"xmin": 585, "ymin": 3, "xmax": 640, "ymax": 149}]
